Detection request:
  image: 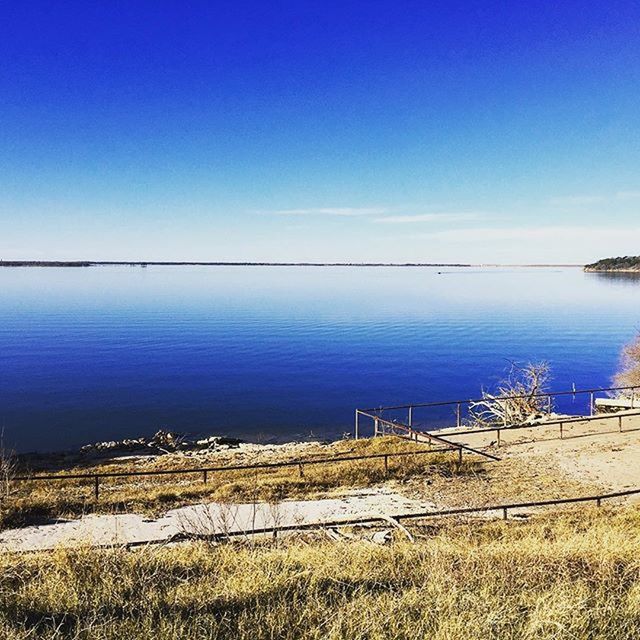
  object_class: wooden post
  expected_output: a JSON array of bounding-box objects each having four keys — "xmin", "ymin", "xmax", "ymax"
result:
[
  {"xmin": 374, "ymin": 418, "xmax": 379, "ymax": 437},
  {"xmin": 457, "ymin": 447, "xmax": 462, "ymax": 465},
  {"xmin": 408, "ymin": 406, "xmax": 413, "ymax": 428},
  {"xmin": 456, "ymin": 403, "xmax": 461, "ymax": 428},
  {"xmin": 203, "ymin": 470, "xmax": 208, "ymax": 484},
  {"xmin": 298, "ymin": 463, "xmax": 304, "ymax": 478},
  {"xmin": 355, "ymin": 410, "xmax": 360, "ymax": 440},
  {"xmin": 384, "ymin": 455, "xmax": 389, "ymax": 476},
  {"xmin": 590, "ymin": 392, "xmax": 595, "ymax": 416},
  {"xmin": 94, "ymin": 475, "xmax": 99, "ymax": 500},
  {"xmin": 559, "ymin": 422, "xmax": 563, "ymax": 439},
  {"xmin": 596, "ymin": 498, "xmax": 602, "ymax": 507},
  {"xmin": 502, "ymin": 507, "xmax": 508, "ymax": 520}
]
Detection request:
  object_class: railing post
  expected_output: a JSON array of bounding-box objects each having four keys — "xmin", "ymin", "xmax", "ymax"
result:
[
  {"xmin": 94, "ymin": 475, "xmax": 99, "ymax": 500},
  {"xmin": 374, "ymin": 418, "xmax": 379, "ymax": 437},
  {"xmin": 408, "ymin": 406, "xmax": 413, "ymax": 428},
  {"xmin": 502, "ymin": 507, "xmax": 508, "ymax": 520},
  {"xmin": 457, "ymin": 447, "xmax": 462, "ymax": 465},
  {"xmin": 590, "ymin": 392, "xmax": 594, "ymax": 416},
  {"xmin": 203, "ymin": 470, "xmax": 208, "ymax": 484},
  {"xmin": 559, "ymin": 422, "xmax": 563, "ymax": 439},
  {"xmin": 547, "ymin": 395, "xmax": 552, "ymax": 415},
  {"xmin": 298, "ymin": 463, "xmax": 304, "ymax": 478},
  {"xmin": 355, "ymin": 410, "xmax": 360, "ymax": 440},
  {"xmin": 456, "ymin": 403, "xmax": 461, "ymax": 428},
  {"xmin": 384, "ymin": 455, "xmax": 389, "ymax": 476}
]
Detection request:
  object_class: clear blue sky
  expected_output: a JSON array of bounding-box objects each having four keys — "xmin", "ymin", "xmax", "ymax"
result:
[{"xmin": 2, "ymin": 1, "xmax": 640, "ymax": 263}]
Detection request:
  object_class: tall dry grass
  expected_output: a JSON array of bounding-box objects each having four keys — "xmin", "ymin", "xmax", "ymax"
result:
[{"xmin": 0, "ymin": 506, "xmax": 639, "ymax": 639}]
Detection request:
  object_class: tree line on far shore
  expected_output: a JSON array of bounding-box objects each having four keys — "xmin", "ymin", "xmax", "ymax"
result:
[{"xmin": 584, "ymin": 256, "xmax": 640, "ymax": 271}]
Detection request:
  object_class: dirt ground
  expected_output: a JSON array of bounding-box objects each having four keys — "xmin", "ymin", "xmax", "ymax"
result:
[{"xmin": 407, "ymin": 413, "xmax": 640, "ymax": 508}]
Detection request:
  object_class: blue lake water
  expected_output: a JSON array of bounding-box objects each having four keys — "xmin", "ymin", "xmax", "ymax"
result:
[{"xmin": 0, "ymin": 266, "xmax": 638, "ymax": 452}]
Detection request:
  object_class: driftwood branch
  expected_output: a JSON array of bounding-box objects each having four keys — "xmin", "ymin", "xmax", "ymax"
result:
[{"xmin": 468, "ymin": 361, "xmax": 552, "ymax": 428}]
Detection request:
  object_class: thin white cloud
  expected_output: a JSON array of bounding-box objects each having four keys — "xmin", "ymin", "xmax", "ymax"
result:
[
  {"xmin": 549, "ymin": 190, "xmax": 640, "ymax": 206},
  {"xmin": 616, "ymin": 190, "xmax": 640, "ymax": 201},
  {"xmin": 269, "ymin": 207, "xmax": 387, "ymax": 217},
  {"xmin": 548, "ymin": 195, "xmax": 606, "ymax": 206},
  {"xmin": 373, "ymin": 212, "xmax": 484, "ymax": 224},
  {"xmin": 416, "ymin": 225, "xmax": 640, "ymax": 245}
]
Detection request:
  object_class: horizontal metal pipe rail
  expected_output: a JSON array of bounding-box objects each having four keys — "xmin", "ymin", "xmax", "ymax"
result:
[
  {"xmin": 360, "ymin": 384, "xmax": 640, "ymax": 413},
  {"xmin": 9, "ymin": 485, "xmax": 638, "ymax": 552},
  {"xmin": 431, "ymin": 408, "xmax": 640, "ymax": 441},
  {"xmin": 169, "ymin": 486, "xmax": 640, "ymax": 543},
  {"xmin": 395, "ymin": 486, "xmax": 640, "ymax": 522},
  {"xmin": 356, "ymin": 386, "xmax": 640, "ymax": 441},
  {"xmin": 12, "ymin": 445, "xmax": 455, "ymax": 499}
]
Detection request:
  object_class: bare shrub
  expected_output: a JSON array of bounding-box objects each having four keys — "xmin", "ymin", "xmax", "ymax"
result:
[
  {"xmin": 0, "ymin": 437, "xmax": 16, "ymax": 528},
  {"xmin": 468, "ymin": 361, "xmax": 552, "ymax": 428},
  {"xmin": 613, "ymin": 333, "xmax": 640, "ymax": 391},
  {"xmin": 0, "ymin": 445, "xmax": 15, "ymax": 499}
]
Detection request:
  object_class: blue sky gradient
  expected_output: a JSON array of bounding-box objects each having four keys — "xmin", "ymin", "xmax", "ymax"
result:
[{"xmin": 2, "ymin": 1, "xmax": 640, "ymax": 262}]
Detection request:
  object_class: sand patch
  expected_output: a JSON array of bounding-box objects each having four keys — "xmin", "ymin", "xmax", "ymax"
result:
[{"xmin": 0, "ymin": 488, "xmax": 434, "ymax": 553}]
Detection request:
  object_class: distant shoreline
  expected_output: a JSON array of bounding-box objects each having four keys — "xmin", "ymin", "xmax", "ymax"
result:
[
  {"xmin": 585, "ymin": 268, "xmax": 640, "ymax": 273},
  {"xmin": 0, "ymin": 261, "xmax": 583, "ymax": 268},
  {"xmin": 584, "ymin": 256, "xmax": 640, "ymax": 273}
]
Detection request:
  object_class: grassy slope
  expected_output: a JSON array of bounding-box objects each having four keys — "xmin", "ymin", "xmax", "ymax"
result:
[
  {"xmin": 1, "ymin": 506, "xmax": 639, "ymax": 639},
  {"xmin": 2, "ymin": 437, "xmax": 476, "ymax": 527}
]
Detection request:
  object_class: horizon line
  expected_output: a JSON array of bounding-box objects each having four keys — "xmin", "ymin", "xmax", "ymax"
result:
[{"xmin": 0, "ymin": 260, "xmax": 585, "ymax": 268}]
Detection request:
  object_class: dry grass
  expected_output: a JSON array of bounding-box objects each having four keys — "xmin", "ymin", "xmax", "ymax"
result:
[
  {"xmin": 1, "ymin": 437, "xmax": 478, "ymax": 528},
  {"xmin": 0, "ymin": 505, "xmax": 639, "ymax": 639}
]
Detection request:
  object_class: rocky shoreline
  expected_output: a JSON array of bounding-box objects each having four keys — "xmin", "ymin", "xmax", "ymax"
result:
[{"xmin": 15, "ymin": 430, "xmax": 332, "ymax": 473}]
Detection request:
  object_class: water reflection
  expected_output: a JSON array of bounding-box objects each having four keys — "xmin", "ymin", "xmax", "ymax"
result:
[
  {"xmin": 586, "ymin": 272, "xmax": 640, "ymax": 287},
  {"xmin": 0, "ymin": 266, "xmax": 639, "ymax": 452}
]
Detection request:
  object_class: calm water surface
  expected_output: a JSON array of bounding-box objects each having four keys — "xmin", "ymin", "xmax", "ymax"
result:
[{"xmin": 0, "ymin": 266, "xmax": 638, "ymax": 452}]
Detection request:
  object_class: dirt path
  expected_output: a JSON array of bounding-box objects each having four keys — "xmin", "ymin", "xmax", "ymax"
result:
[{"xmin": 441, "ymin": 414, "xmax": 640, "ymax": 493}]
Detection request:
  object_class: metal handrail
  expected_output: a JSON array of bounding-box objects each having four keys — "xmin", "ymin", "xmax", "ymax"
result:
[
  {"xmin": 166, "ymin": 486, "xmax": 640, "ymax": 544},
  {"xmin": 358, "ymin": 405, "xmax": 640, "ymax": 445},
  {"xmin": 13, "ymin": 446, "xmax": 452, "ymax": 482},
  {"xmin": 395, "ymin": 486, "xmax": 640, "ymax": 522},
  {"xmin": 356, "ymin": 411, "xmax": 501, "ymax": 461},
  {"xmin": 429, "ymin": 408, "xmax": 640, "ymax": 438},
  {"xmin": 12, "ymin": 444, "xmax": 457, "ymax": 499},
  {"xmin": 359, "ymin": 384, "xmax": 640, "ymax": 413}
]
